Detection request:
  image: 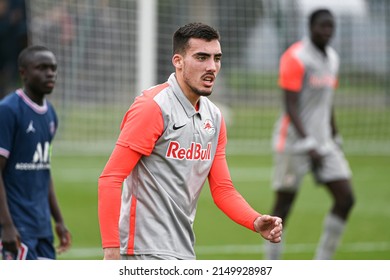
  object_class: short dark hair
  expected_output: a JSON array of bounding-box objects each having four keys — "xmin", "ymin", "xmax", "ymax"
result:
[
  {"xmin": 18, "ymin": 45, "xmax": 53, "ymax": 68},
  {"xmin": 173, "ymin": 22, "xmax": 220, "ymax": 55},
  {"xmin": 309, "ymin": 8, "xmax": 333, "ymax": 27}
]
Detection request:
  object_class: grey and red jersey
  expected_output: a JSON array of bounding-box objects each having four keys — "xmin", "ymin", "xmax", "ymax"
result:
[
  {"xmin": 272, "ymin": 37, "xmax": 340, "ymax": 154},
  {"xmin": 118, "ymin": 73, "xmax": 222, "ymax": 259}
]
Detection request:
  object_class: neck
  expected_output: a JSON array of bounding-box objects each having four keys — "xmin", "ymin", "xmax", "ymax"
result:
[
  {"xmin": 175, "ymin": 74, "xmax": 200, "ymax": 108},
  {"xmin": 317, "ymin": 46, "xmax": 327, "ymax": 56},
  {"xmin": 311, "ymin": 40, "xmax": 327, "ymax": 56},
  {"xmin": 23, "ymin": 88, "xmax": 45, "ymax": 106}
]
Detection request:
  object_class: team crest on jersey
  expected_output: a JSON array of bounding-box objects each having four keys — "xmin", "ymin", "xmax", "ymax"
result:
[
  {"xmin": 49, "ymin": 121, "xmax": 56, "ymax": 136},
  {"xmin": 203, "ymin": 119, "xmax": 215, "ymax": 135},
  {"xmin": 309, "ymin": 75, "xmax": 337, "ymax": 88}
]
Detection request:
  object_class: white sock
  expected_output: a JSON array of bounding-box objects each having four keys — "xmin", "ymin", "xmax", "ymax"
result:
[
  {"xmin": 314, "ymin": 213, "xmax": 346, "ymax": 260},
  {"xmin": 264, "ymin": 238, "xmax": 284, "ymax": 260}
]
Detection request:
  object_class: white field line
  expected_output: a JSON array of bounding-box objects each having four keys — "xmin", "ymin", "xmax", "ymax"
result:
[
  {"xmin": 61, "ymin": 242, "xmax": 390, "ymax": 258},
  {"xmin": 54, "ymin": 167, "xmax": 272, "ymax": 184}
]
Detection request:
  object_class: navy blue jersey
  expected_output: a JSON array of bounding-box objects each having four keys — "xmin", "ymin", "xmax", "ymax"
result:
[{"xmin": 0, "ymin": 89, "xmax": 58, "ymax": 238}]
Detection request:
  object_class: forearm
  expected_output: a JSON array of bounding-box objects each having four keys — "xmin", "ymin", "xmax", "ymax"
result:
[
  {"xmin": 98, "ymin": 176, "xmax": 122, "ymax": 248},
  {"xmin": 284, "ymin": 90, "xmax": 320, "ymax": 152},
  {"xmin": 208, "ymin": 156, "xmax": 260, "ymax": 231},
  {"xmin": 330, "ymin": 107, "xmax": 338, "ymax": 137},
  {"xmin": 0, "ymin": 185, "xmax": 14, "ymax": 227},
  {"xmin": 0, "ymin": 169, "xmax": 14, "ymax": 227},
  {"xmin": 0, "ymin": 175, "xmax": 20, "ymax": 253},
  {"xmin": 98, "ymin": 144, "xmax": 142, "ymax": 248},
  {"xmin": 211, "ymin": 184, "xmax": 260, "ymax": 232},
  {"xmin": 48, "ymin": 176, "xmax": 65, "ymax": 224},
  {"xmin": 285, "ymin": 96, "xmax": 307, "ymax": 138}
]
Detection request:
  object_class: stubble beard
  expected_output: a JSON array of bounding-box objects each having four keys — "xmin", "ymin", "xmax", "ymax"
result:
[
  {"xmin": 185, "ymin": 77, "xmax": 213, "ymax": 97},
  {"xmin": 189, "ymin": 85, "xmax": 212, "ymax": 97}
]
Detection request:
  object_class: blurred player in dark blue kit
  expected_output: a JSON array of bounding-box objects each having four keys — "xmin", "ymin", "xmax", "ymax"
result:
[{"xmin": 0, "ymin": 45, "xmax": 71, "ymax": 259}]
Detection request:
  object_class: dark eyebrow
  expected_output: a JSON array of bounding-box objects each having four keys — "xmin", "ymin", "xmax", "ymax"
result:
[
  {"xmin": 35, "ymin": 61, "xmax": 57, "ymax": 68},
  {"xmin": 194, "ymin": 52, "xmax": 211, "ymax": 57},
  {"xmin": 194, "ymin": 52, "xmax": 223, "ymax": 57}
]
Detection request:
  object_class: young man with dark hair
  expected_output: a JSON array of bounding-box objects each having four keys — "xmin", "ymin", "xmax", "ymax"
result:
[
  {"xmin": 0, "ymin": 45, "xmax": 71, "ymax": 260},
  {"xmin": 98, "ymin": 22, "xmax": 283, "ymax": 260}
]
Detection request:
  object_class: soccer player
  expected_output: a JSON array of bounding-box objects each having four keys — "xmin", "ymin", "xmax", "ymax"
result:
[
  {"xmin": 98, "ymin": 22, "xmax": 283, "ymax": 260},
  {"xmin": 0, "ymin": 45, "xmax": 71, "ymax": 260},
  {"xmin": 265, "ymin": 9, "xmax": 355, "ymax": 259}
]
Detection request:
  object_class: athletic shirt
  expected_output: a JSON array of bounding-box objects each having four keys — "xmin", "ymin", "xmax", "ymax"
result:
[
  {"xmin": 98, "ymin": 73, "xmax": 260, "ymax": 259},
  {"xmin": 0, "ymin": 89, "xmax": 58, "ymax": 238},
  {"xmin": 273, "ymin": 37, "xmax": 339, "ymax": 153}
]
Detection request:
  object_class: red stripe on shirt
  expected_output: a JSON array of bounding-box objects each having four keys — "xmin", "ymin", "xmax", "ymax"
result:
[
  {"xmin": 276, "ymin": 114, "xmax": 290, "ymax": 152},
  {"xmin": 127, "ymin": 195, "xmax": 138, "ymax": 255}
]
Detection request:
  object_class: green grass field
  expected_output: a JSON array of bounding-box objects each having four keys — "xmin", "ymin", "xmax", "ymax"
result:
[{"xmin": 51, "ymin": 152, "xmax": 390, "ymax": 260}]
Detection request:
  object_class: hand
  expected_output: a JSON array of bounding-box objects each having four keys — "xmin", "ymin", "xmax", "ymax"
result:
[
  {"xmin": 333, "ymin": 134, "xmax": 343, "ymax": 149},
  {"xmin": 55, "ymin": 223, "xmax": 72, "ymax": 254},
  {"xmin": 254, "ymin": 215, "xmax": 283, "ymax": 243},
  {"xmin": 1, "ymin": 224, "xmax": 21, "ymax": 256},
  {"xmin": 103, "ymin": 247, "xmax": 121, "ymax": 260},
  {"xmin": 308, "ymin": 149, "xmax": 323, "ymax": 171}
]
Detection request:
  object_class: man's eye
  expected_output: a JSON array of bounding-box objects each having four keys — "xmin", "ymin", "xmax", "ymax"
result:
[{"xmin": 197, "ymin": 56, "xmax": 206, "ymax": 61}]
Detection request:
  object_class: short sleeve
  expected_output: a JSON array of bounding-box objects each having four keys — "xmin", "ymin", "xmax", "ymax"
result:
[
  {"xmin": 0, "ymin": 105, "xmax": 16, "ymax": 158},
  {"xmin": 117, "ymin": 94, "xmax": 164, "ymax": 156},
  {"xmin": 278, "ymin": 46, "xmax": 305, "ymax": 92}
]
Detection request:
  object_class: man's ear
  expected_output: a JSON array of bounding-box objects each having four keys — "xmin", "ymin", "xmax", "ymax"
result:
[
  {"xmin": 19, "ymin": 67, "xmax": 26, "ymax": 80},
  {"xmin": 172, "ymin": 54, "xmax": 183, "ymax": 69}
]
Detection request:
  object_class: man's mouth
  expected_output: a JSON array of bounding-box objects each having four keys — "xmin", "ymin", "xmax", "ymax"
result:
[
  {"xmin": 202, "ymin": 74, "xmax": 215, "ymax": 87},
  {"xmin": 45, "ymin": 81, "xmax": 55, "ymax": 88}
]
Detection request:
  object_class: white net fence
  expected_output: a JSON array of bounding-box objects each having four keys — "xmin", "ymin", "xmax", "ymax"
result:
[
  {"xmin": 27, "ymin": 0, "xmax": 138, "ymax": 153},
  {"xmin": 27, "ymin": 0, "xmax": 390, "ymax": 155}
]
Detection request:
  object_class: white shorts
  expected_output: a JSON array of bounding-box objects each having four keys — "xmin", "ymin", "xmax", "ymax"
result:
[{"xmin": 272, "ymin": 145, "xmax": 352, "ymax": 192}]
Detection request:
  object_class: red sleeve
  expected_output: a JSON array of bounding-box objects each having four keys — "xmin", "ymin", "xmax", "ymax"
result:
[
  {"xmin": 98, "ymin": 144, "xmax": 142, "ymax": 248},
  {"xmin": 98, "ymin": 87, "xmax": 166, "ymax": 248},
  {"xmin": 279, "ymin": 42, "xmax": 305, "ymax": 92},
  {"xmin": 334, "ymin": 78, "xmax": 339, "ymax": 89},
  {"xmin": 208, "ymin": 117, "xmax": 261, "ymax": 231},
  {"xmin": 117, "ymin": 87, "xmax": 165, "ymax": 156}
]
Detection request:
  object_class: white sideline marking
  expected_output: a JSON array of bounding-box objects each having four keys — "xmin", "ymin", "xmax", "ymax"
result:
[
  {"xmin": 53, "ymin": 167, "xmax": 271, "ymax": 184},
  {"xmin": 60, "ymin": 242, "xmax": 390, "ymax": 258}
]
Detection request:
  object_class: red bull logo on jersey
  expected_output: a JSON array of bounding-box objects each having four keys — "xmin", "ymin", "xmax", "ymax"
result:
[
  {"xmin": 309, "ymin": 75, "xmax": 337, "ymax": 88},
  {"xmin": 166, "ymin": 141, "xmax": 211, "ymax": 160}
]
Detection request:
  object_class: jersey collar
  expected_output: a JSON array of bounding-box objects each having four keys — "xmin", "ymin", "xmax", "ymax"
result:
[
  {"xmin": 168, "ymin": 73, "xmax": 201, "ymax": 119},
  {"xmin": 304, "ymin": 36, "xmax": 330, "ymax": 59},
  {"xmin": 16, "ymin": 88, "xmax": 48, "ymax": 114}
]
